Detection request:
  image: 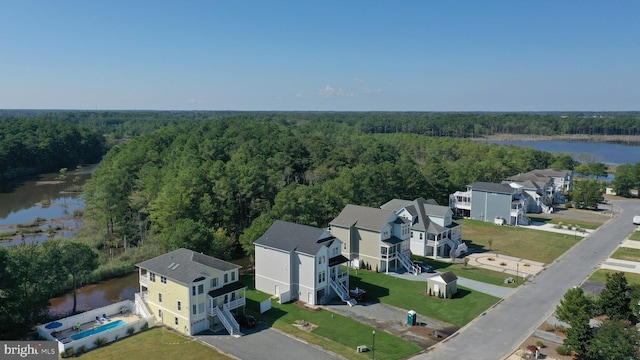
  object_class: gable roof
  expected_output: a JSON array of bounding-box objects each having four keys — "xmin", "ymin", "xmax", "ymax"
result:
[
  {"xmin": 381, "ymin": 197, "xmax": 452, "ymax": 233},
  {"xmin": 330, "ymin": 204, "xmax": 396, "ymax": 232},
  {"xmin": 468, "ymin": 182, "xmax": 515, "ymax": 195},
  {"xmin": 254, "ymin": 220, "xmax": 333, "ymax": 256},
  {"xmin": 430, "ymin": 271, "xmax": 458, "ymax": 284},
  {"xmin": 136, "ymin": 248, "xmax": 240, "ymax": 285}
]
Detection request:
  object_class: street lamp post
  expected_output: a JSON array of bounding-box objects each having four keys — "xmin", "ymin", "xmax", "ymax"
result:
[
  {"xmin": 372, "ymin": 330, "xmax": 376, "ymax": 360},
  {"xmin": 516, "ymin": 263, "xmax": 519, "ymax": 283}
]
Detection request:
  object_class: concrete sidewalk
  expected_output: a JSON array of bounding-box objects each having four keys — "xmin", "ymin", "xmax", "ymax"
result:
[
  {"xmin": 520, "ymin": 221, "xmax": 593, "ymax": 236},
  {"xmin": 601, "ymin": 258, "xmax": 640, "ymax": 274}
]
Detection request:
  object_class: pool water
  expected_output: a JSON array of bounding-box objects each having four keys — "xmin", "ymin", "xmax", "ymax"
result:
[{"xmin": 70, "ymin": 319, "xmax": 125, "ymax": 340}]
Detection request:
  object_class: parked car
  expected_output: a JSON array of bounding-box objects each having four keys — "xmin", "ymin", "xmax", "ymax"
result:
[
  {"xmin": 234, "ymin": 314, "xmax": 257, "ymax": 329},
  {"xmin": 412, "ymin": 261, "xmax": 435, "ymax": 273},
  {"xmin": 634, "ymin": 215, "xmax": 640, "ymax": 225}
]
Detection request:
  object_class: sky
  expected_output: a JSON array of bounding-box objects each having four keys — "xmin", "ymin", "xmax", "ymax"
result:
[{"xmin": 1, "ymin": 1, "xmax": 639, "ymax": 112}]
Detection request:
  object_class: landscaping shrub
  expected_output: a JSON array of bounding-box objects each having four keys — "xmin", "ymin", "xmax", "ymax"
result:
[
  {"xmin": 534, "ymin": 340, "xmax": 545, "ymax": 348},
  {"xmin": 127, "ymin": 327, "xmax": 135, "ymax": 336},
  {"xmin": 77, "ymin": 345, "xmax": 87, "ymax": 355},
  {"xmin": 140, "ymin": 321, "xmax": 149, "ymax": 332},
  {"xmin": 556, "ymin": 345, "xmax": 571, "ymax": 356},
  {"xmin": 63, "ymin": 348, "xmax": 74, "ymax": 358},
  {"xmin": 94, "ymin": 337, "xmax": 108, "ymax": 347}
]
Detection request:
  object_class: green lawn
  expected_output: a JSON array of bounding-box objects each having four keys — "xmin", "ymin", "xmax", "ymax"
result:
[
  {"xmin": 610, "ymin": 247, "xmax": 640, "ymax": 262},
  {"xmin": 460, "ymin": 219, "xmax": 581, "ymax": 263},
  {"xmin": 628, "ymin": 231, "xmax": 640, "ymax": 241},
  {"xmin": 241, "ymin": 275, "xmax": 421, "ymax": 360},
  {"xmin": 589, "ymin": 269, "xmax": 640, "ymax": 287},
  {"xmin": 527, "ymin": 216, "xmax": 602, "ymax": 230},
  {"xmin": 411, "ymin": 255, "xmax": 519, "ymax": 288},
  {"xmin": 83, "ymin": 327, "xmax": 230, "ymax": 360},
  {"xmin": 349, "ymin": 270, "xmax": 499, "ymax": 328}
]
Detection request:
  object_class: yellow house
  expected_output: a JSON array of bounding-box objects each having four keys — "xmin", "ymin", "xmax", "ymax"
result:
[{"xmin": 136, "ymin": 248, "xmax": 246, "ymax": 336}]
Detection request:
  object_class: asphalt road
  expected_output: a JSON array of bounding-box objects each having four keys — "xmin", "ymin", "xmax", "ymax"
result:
[
  {"xmin": 196, "ymin": 322, "xmax": 343, "ymax": 360},
  {"xmin": 417, "ymin": 200, "xmax": 640, "ymax": 360}
]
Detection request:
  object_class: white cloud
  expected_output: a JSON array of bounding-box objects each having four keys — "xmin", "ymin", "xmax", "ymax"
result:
[
  {"xmin": 295, "ymin": 93, "xmax": 303, "ymax": 97},
  {"xmin": 319, "ymin": 85, "xmax": 355, "ymax": 98}
]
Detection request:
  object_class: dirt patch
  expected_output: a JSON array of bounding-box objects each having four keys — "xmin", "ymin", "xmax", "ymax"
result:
[
  {"xmin": 293, "ymin": 319, "xmax": 318, "ymax": 332},
  {"xmin": 292, "ymin": 300, "xmax": 320, "ymax": 312}
]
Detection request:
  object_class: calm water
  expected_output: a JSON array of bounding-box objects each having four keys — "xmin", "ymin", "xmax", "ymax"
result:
[
  {"xmin": 0, "ymin": 165, "xmax": 96, "ymax": 246},
  {"xmin": 490, "ymin": 140, "xmax": 640, "ymax": 165},
  {"xmin": 48, "ymin": 272, "xmax": 139, "ymax": 316}
]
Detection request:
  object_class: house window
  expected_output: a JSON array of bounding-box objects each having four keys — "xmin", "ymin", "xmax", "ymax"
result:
[
  {"xmin": 150, "ymin": 273, "xmax": 156, "ymax": 282},
  {"xmin": 174, "ymin": 317, "xmax": 178, "ymax": 326},
  {"xmin": 231, "ymin": 271, "xmax": 236, "ymax": 282},
  {"xmin": 411, "ymin": 231, "xmax": 414, "ymax": 237},
  {"xmin": 161, "ymin": 276, "xmax": 167, "ymax": 284},
  {"xmin": 158, "ymin": 309, "xmax": 162, "ymax": 318},
  {"xmin": 419, "ymin": 233, "xmax": 423, "ymax": 240},
  {"xmin": 158, "ymin": 293, "xmax": 162, "ymax": 303},
  {"xmin": 192, "ymin": 305, "xmax": 197, "ymax": 315},
  {"xmin": 198, "ymin": 302, "xmax": 205, "ymax": 313},
  {"xmin": 198, "ymin": 284, "xmax": 204, "ymax": 294},
  {"xmin": 192, "ymin": 286, "xmax": 196, "ymax": 296},
  {"xmin": 318, "ymin": 256, "xmax": 325, "ymax": 264},
  {"xmin": 224, "ymin": 273, "xmax": 228, "ymax": 284},
  {"xmin": 211, "ymin": 277, "xmax": 218, "ymax": 288},
  {"xmin": 318, "ymin": 271, "xmax": 326, "ymax": 283},
  {"xmin": 177, "ymin": 301, "xmax": 181, "ymax": 311},
  {"xmin": 343, "ymin": 242, "xmax": 347, "ymax": 250}
]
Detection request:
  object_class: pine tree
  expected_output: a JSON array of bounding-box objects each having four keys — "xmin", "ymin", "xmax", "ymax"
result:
[{"xmin": 598, "ymin": 272, "xmax": 632, "ymax": 321}]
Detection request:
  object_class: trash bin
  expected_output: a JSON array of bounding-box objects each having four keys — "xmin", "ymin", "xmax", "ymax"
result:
[{"xmin": 407, "ymin": 310, "xmax": 417, "ymax": 326}]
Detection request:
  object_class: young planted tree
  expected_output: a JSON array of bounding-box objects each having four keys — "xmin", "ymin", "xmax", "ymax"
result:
[
  {"xmin": 598, "ymin": 272, "xmax": 632, "ymax": 321},
  {"xmin": 556, "ymin": 287, "xmax": 594, "ymax": 324}
]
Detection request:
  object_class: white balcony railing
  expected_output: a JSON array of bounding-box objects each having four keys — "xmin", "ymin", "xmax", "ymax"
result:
[{"xmin": 139, "ymin": 274, "xmax": 148, "ymax": 287}]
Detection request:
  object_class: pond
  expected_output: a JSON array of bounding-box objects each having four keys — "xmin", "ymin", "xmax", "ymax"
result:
[{"xmin": 488, "ymin": 140, "xmax": 640, "ymax": 165}]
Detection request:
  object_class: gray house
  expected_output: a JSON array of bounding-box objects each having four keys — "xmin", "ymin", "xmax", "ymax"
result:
[
  {"xmin": 505, "ymin": 168, "xmax": 572, "ymax": 205},
  {"xmin": 450, "ymin": 182, "xmax": 529, "ymax": 226},
  {"xmin": 254, "ymin": 220, "xmax": 354, "ymax": 306}
]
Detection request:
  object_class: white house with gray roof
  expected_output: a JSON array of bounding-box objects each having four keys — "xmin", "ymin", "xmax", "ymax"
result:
[
  {"xmin": 449, "ymin": 182, "xmax": 529, "ymax": 226},
  {"xmin": 329, "ymin": 204, "xmax": 414, "ymax": 275},
  {"xmin": 254, "ymin": 220, "xmax": 354, "ymax": 306},
  {"xmin": 136, "ymin": 248, "xmax": 245, "ymax": 336},
  {"xmin": 380, "ymin": 197, "xmax": 466, "ymax": 259},
  {"xmin": 505, "ymin": 168, "xmax": 572, "ymax": 206}
]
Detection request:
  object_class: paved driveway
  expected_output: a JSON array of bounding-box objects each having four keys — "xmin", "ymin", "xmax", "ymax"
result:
[
  {"xmin": 415, "ymin": 199, "xmax": 640, "ymax": 360},
  {"xmin": 196, "ymin": 322, "xmax": 343, "ymax": 360}
]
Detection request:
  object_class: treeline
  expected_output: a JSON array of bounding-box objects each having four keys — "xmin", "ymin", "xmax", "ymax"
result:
[
  {"xmin": 0, "ymin": 119, "xmax": 106, "ymax": 178},
  {"xmin": 83, "ymin": 118, "xmax": 575, "ymax": 261},
  {"xmin": 3, "ymin": 110, "xmax": 640, "ymax": 140}
]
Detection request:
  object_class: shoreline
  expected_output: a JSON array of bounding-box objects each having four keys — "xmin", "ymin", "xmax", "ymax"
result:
[{"xmin": 471, "ymin": 134, "xmax": 640, "ymax": 145}]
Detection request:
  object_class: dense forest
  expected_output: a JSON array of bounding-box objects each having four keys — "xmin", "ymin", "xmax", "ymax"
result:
[
  {"xmin": 82, "ymin": 118, "xmax": 575, "ymax": 262},
  {"xmin": 0, "ymin": 119, "xmax": 106, "ymax": 179}
]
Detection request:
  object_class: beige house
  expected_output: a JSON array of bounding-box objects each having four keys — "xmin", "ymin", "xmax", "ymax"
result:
[
  {"xmin": 136, "ymin": 248, "xmax": 246, "ymax": 336},
  {"xmin": 329, "ymin": 204, "xmax": 413, "ymax": 274}
]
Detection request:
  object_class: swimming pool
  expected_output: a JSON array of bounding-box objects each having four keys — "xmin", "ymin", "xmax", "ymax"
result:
[{"xmin": 70, "ymin": 319, "xmax": 125, "ymax": 340}]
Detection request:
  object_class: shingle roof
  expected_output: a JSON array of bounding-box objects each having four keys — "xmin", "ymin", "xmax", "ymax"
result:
[
  {"xmin": 330, "ymin": 204, "xmax": 395, "ymax": 232},
  {"xmin": 254, "ymin": 220, "xmax": 333, "ymax": 256},
  {"xmin": 468, "ymin": 182, "xmax": 515, "ymax": 194},
  {"xmin": 430, "ymin": 271, "xmax": 458, "ymax": 284},
  {"xmin": 381, "ymin": 197, "xmax": 451, "ymax": 233},
  {"xmin": 136, "ymin": 248, "xmax": 240, "ymax": 285}
]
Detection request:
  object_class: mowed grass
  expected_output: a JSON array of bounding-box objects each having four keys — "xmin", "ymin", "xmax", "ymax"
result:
[
  {"xmin": 528, "ymin": 215, "xmax": 603, "ymax": 230},
  {"xmin": 589, "ymin": 269, "xmax": 640, "ymax": 287},
  {"xmin": 460, "ymin": 219, "xmax": 581, "ymax": 263},
  {"xmin": 241, "ymin": 275, "xmax": 421, "ymax": 360},
  {"xmin": 350, "ymin": 270, "xmax": 499, "ymax": 328},
  {"xmin": 628, "ymin": 230, "xmax": 640, "ymax": 241},
  {"xmin": 84, "ymin": 327, "xmax": 230, "ymax": 360},
  {"xmin": 411, "ymin": 255, "xmax": 519, "ymax": 288},
  {"xmin": 610, "ymin": 247, "xmax": 640, "ymax": 262}
]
